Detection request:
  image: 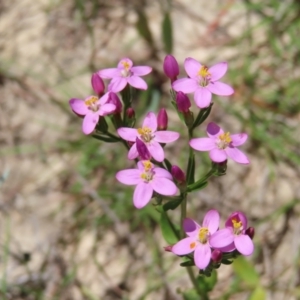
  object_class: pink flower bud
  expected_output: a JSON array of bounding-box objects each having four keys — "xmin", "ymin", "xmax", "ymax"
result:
[
  {"xmin": 136, "ymin": 138, "xmax": 151, "ymax": 160},
  {"xmin": 91, "ymin": 73, "xmax": 105, "ymax": 96},
  {"xmin": 164, "ymin": 245, "xmax": 173, "ymax": 252},
  {"xmin": 157, "ymin": 108, "xmax": 168, "ymax": 130},
  {"xmin": 245, "ymin": 227, "xmax": 255, "ymax": 240},
  {"xmin": 108, "ymin": 92, "xmax": 122, "ymax": 114},
  {"xmin": 171, "ymin": 165, "xmax": 186, "ymax": 184},
  {"xmin": 163, "ymin": 55, "xmax": 179, "ymax": 82},
  {"xmin": 211, "ymin": 249, "xmax": 222, "ymax": 263},
  {"xmin": 176, "ymin": 92, "xmax": 191, "ymax": 113},
  {"xmin": 126, "ymin": 107, "xmax": 135, "ymax": 119}
]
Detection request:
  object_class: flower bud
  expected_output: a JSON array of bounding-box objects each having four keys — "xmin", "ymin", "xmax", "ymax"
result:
[
  {"xmin": 211, "ymin": 249, "xmax": 222, "ymax": 263},
  {"xmin": 136, "ymin": 138, "xmax": 151, "ymax": 160},
  {"xmin": 126, "ymin": 107, "xmax": 135, "ymax": 119},
  {"xmin": 108, "ymin": 92, "xmax": 122, "ymax": 114},
  {"xmin": 164, "ymin": 245, "xmax": 173, "ymax": 252},
  {"xmin": 176, "ymin": 92, "xmax": 191, "ymax": 113},
  {"xmin": 245, "ymin": 227, "xmax": 255, "ymax": 240},
  {"xmin": 171, "ymin": 165, "xmax": 186, "ymax": 184},
  {"xmin": 163, "ymin": 55, "xmax": 179, "ymax": 82},
  {"xmin": 157, "ymin": 108, "xmax": 168, "ymax": 131},
  {"xmin": 91, "ymin": 73, "xmax": 105, "ymax": 97},
  {"xmin": 212, "ymin": 160, "xmax": 227, "ymax": 176}
]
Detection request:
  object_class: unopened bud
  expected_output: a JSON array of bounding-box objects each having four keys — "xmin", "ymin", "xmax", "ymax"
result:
[
  {"xmin": 176, "ymin": 92, "xmax": 191, "ymax": 113},
  {"xmin": 136, "ymin": 138, "xmax": 151, "ymax": 160},
  {"xmin": 171, "ymin": 165, "xmax": 186, "ymax": 184},
  {"xmin": 246, "ymin": 227, "xmax": 255, "ymax": 240},
  {"xmin": 126, "ymin": 107, "xmax": 135, "ymax": 119},
  {"xmin": 163, "ymin": 55, "xmax": 179, "ymax": 82},
  {"xmin": 211, "ymin": 249, "xmax": 222, "ymax": 263},
  {"xmin": 164, "ymin": 245, "xmax": 173, "ymax": 252},
  {"xmin": 108, "ymin": 92, "xmax": 122, "ymax": 114},
  {"xmin": 212, "ymin": 160, "xmax": 227, "ymax": 176},
  {"xmin": 157, "ymin": 108, "xmax": 168, "ymax": 130},
  {"xmin": 91, "ymin": 73, "xmax": 105, "ymax": 97}
]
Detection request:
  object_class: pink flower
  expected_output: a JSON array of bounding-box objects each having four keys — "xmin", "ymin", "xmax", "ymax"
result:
[
  {"xmin": 189, "ymin": 122, "xmax": 249, "ymax": 164},
  {"xmin": 116, "ymin": 160, "xmax": 177, "ymax": 209},
  {"xmin": 215, "ymin": 212, "xmax": 254, "ymax": 256},
  {"xmin": 172, "ymin": 210, "xmax": 230, "ymax": 270},
  {"xmin": 69, "ymin": 95, "xmax": 116, "ymax": 135},
  {"xmin": 172, "ymin": 58, "xmax": 234, "ymax": 108},
  {"xmin": 98, "ymin": 58, "xmax": 152, "ymax": 93},
  {"xmin": 117, "ymin": 112, "xmax": 180, "ymax": 162}
]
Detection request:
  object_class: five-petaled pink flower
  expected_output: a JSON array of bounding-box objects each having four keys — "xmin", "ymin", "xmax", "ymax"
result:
[
  {"xmin": 69, "ymin": 95, "xmax": 116, "ymax": 135},
  {"xmin": 98, "ymin": 58, "xmax": 152, "ymax": 93},
  {"xmin": 117, "ymin": 112, "xmax": 180, "ymax": 162},
  {"xmin": 116, "ymin": 160, "xmax": 177, "ymax": 209},
  {"xmin": 216, "ymin": 212, "xmax": 254, "ymax": 256},
  {"xmin": 172, "ymin": 58, "xmax": 234, "ymax": 108},
  {"xmin": 189, "ymin": 122, "xmax": 249, "ymax": 164},
  {"xmin": 172, "ymin": 210, "xmax": 231, "ymax": 270}
]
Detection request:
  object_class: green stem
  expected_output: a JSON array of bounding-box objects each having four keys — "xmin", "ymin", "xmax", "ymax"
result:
[{"xmin": 186, "ymin": 266, "xmax": 203, "ymax": 296}]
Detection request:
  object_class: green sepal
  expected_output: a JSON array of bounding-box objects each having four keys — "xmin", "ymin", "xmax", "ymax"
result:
[
  {"xmin": 163, "ymin": 158, "xmax": 173, "ymax": 173},
  {"xmin": 180, "ymin": 259, "xmax": 195, "ymax": 267},
  {"xmin": 221, "ymin": 259, "xmax": 234, "ymax": 265}
]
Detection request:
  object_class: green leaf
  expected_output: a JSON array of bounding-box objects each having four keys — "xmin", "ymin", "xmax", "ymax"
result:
[
  {"xmin": 180, "ymin": 259, "xmax": 195, "ymax": 267},
  {"xmin": 248, "ymin": 286, "xmax": 266, "ymax": 300},
  {"xmin": 233, "ymin": 256, "xmax": 259, "ymax": 287},
  {"xmin": 182, "ymin": 289, "xmax": 199, "ymax": 300},
  {"xmin": 162, "ymin": 12, "xmax": 173, "ymax": 53},
  {"xmin": 163, "ymin": 198, "xmax": 182, "ymax": 211},
  {"xmin": 171, "ymin": 101, "xmax": 184, "ymax": 122},
  {"xmin": 187, "ymin": 180, "xmax": 208, "ymax": 192},
  {"xmin": 92, "ymin": 134, "xmax": 119, "ymax": 143},
  {"xmin": 192, "ymin": 104, "xmax": 213, "ymax": 129},
  {"xmin": 186, "ymin": 153, "xmax": 195, "ymax": 185},
  {"xmin": 163, "ymin": 158, "xmax": 173, "ymax": 173},
  {"xmin": 160, "ymin": 209, "xmax": 179, "ymax": 244},
  {"xmin": 136, "ymin": 10, "xmax": 153, "ymax": 45}
]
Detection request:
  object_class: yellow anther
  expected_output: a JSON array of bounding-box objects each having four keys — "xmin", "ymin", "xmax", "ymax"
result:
[
  {"xmin": 198, "ymin": 227, "xmax": 209, "ymax": 244},
  {"xmin": 190, "ymin": 242, "xmax": 196, "ymax": 249},
  {"xmin": 121, "ymin": 61, "xmax": 130, "ymax": 70},
  {"xmin": 84, "ymin": 96, "xmax": 98, "ymax": 107},
  {"xmin": 137, "ymin": 127, "xmax": 153, "ymax": 143},
  {"xmin": 232, "ymin": 219, "xmax": 242, "ymax": 229},
  {"xmin": 219, "ymin": 132, "xmax": 232, "ymax": 144},
  {"xmin": 142, "ymin": 160, "xmax": 152, "ymax": 171},
  {"xmin": 198, "ymin": 66, "xmax": 211, "ymax": 78}
]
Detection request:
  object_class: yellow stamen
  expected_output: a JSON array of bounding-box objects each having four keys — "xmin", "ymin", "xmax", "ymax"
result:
[
  {"xmin": 219, "ymin": 132, "xmax": 232, "ymax": 144},
  {"xmin": 190, "ymin": 242, "xmax": 196, "ymax": 249},
  {"xmin": 121, "ymin": 61, "xmax": 130, "ymax": 70},
  {"xmin": 198, "ymin": 227, "xmax": 209, "ymax": 244},
  {"xmin": 84, "ymin": 96, "xmax": 98, "ymax": 107},
  {"xmin": 137, "ymin": 127, "xmax": 153, "ymax": 143},
  {"xmin": 232, "ymin": 218, "xmax": 242, "ymax": 229},
  {"xmin": 142, "ymin": 160, "xmax": 152, "ymax": 171},
  {"xmin": 198, "ymin": 66, "xmax": 211, "ymax": 78}
]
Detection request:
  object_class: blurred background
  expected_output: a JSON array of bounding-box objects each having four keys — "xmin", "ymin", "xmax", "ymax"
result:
[{"xmin": 0, "ymin": 0, "xmax": 300, "ymax": 299}]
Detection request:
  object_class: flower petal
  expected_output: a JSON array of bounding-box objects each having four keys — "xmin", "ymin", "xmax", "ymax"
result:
[
  {"xmin": 230, "ymin": 133, "xmax": 248, "ymax": 147},
  {"xmin": 194, "ymin": 87, "xmax": 212, "ymax": 108},
  {"xmin": 183, "ymin": 218, "xmax": 201, "ymax": 237},
  {"xmin": 151, "ymin": 177, "xmax": 177, "ymax": 196},
  {"xmin": 127, "ymin": 76, "xmax": 148, "ymax": 90},
  {"xmin": 235, "ymin": 234, "xmax": 254, "ymax": 256},
  {"xmin": 172, "ymin": 78, "xmax": 198, "ymax": 93},
  {"xmin": 131, "ymin": 66, "xmax": 152, "ymax": 76},
  {"xmin": 203, "ymin": 210, "xmax": 220, "ymax": 234},
  {"xmin": 143, "ymin": 112, "xmax": 157, "ymax": 131},
  {"xmin": 172, "ymin": 237, "xmax": 197, "ymax": 255},
  {"xmin": 133, "ymin": 182, "xmax": 153, "ymax": 209},
  {"xmin": 108, "ymin": 77, "xmax": 127, "ymax": 93},
  {"xmin": 117, "ymin": 128, "xmax": 137, "ymax": 142},
  {"xmin": 147, "ymin": 141, "xmax": 164, "ymax": 162},
  {"xmin": 209, "ymin": 228, "xmax": 234, "ymax": 248},
  {"xmin": 207, "ymin": 122, "xmax": 224, "ymax": 138},
  {"xmin": 99, "ymin": 103, "xmax": 116, "ymax": 115},
  {"xmin": 153, "ymin": 168, "xmax": 173, "ymax": 180},
  {"xmin": 217, "ymin": 242, "xmax": 236, "ymax": 253},
  {"xmin": 208, "ymin": 62, "xmax": 228, "ymax": 81},
  {"xmin": 184, "ymin": 57, "xmax": 202, "ymax": 78},
  {"xmin": 99, "ymin": 92, "xmax": 110, "ymax": 105},
  {"xmin": 98, "ymin": 68, "xmax": 119, "ymax": 79},
  {"xmin": 82, "ymin": 113, "xmax": 99, "ymax": 135},
  {"xmin": 209, "ymin": 148, "xmax": 227, "ymax": 162},
  {"xmin": 194, "ymin": 244, "xmax": 211, "ymax": 270},
  {"xmin": 116, "ymin": 169, "xmax": 141, "ymax": 185},
  {"xmin": 154, "ymin": 131, "xmax": 180, "ymax": 143},
  {"xmin": 128, "ymin": 143, "xmax": 139, "ymax": 160},
  {"xmin": 225, "ymin": 147, "xmax": 249, "ymax": 164},
  {"xmin": 69, "ymin": 98, "xmax": 88, "ymax": 115},
  {"xmin": 207, "ymin": 81, "xmax": 234, "ymax": 96},
  {"xmin": 189, "ymin": 138, "xmax": 216, "ymax": 151}
]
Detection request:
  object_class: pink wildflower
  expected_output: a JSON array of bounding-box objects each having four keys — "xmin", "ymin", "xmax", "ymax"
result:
[
  {"xmin": 98, "ymin": 58, "xmax": 152, "ymax": 92},
  {"xmin": 172, "ymin": 210, "xmax": 229, "ymax": 270},
  {"xmin": 69, "ymin": 95, "xmax": 116, "ymax": 135},
  {"xmin": 116, "ymin": 160, "xmax": 177, "ymax": 209},
  {"xmin": 172, "ymin": 58, "xmax": 234, "ymax": 108},
  {"xmin": 189, "ymin": 122, "xmax": 249, "ymax": 164},
  {"xmin": 215, "ymin": 212, "xmax": 254, "ymax": 256},
  {"xmin": 117, "ymin": 112, "xmax": 180, "ymax": 162}
]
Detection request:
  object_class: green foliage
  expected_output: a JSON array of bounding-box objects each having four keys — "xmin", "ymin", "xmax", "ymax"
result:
[{"xmin": 162, "ymin": 12, "xmax": 173, "ymax": 54}]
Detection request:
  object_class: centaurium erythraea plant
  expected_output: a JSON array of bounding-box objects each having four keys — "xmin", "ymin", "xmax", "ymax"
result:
[
  {"xmin": 98, "ymin": 58, "xmax": 152, "ymax": 93},
  {"xmin": 116, "ymin": 160, "xmax": 177, "ymax": 209},
  {"xmin": 117, "ymin": 111, "xmax": 180, "ymax": 162},
  {"xmin": 172, "ymin": 57, "xmax": 234, "ymax": 108},
  {"xmin": 190, "ymin": 122, "xmax": 249, "ymax": 164}
]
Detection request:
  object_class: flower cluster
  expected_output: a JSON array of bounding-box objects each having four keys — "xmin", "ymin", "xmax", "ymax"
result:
[{"xmin": 171, "ymin": 210, "xmax": 254, "ymax": 270}]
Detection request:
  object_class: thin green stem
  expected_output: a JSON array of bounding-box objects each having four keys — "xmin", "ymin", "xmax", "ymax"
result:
[{"xmin": 186, "ymin": 266, "xmax": 203, "ymax": 296}]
